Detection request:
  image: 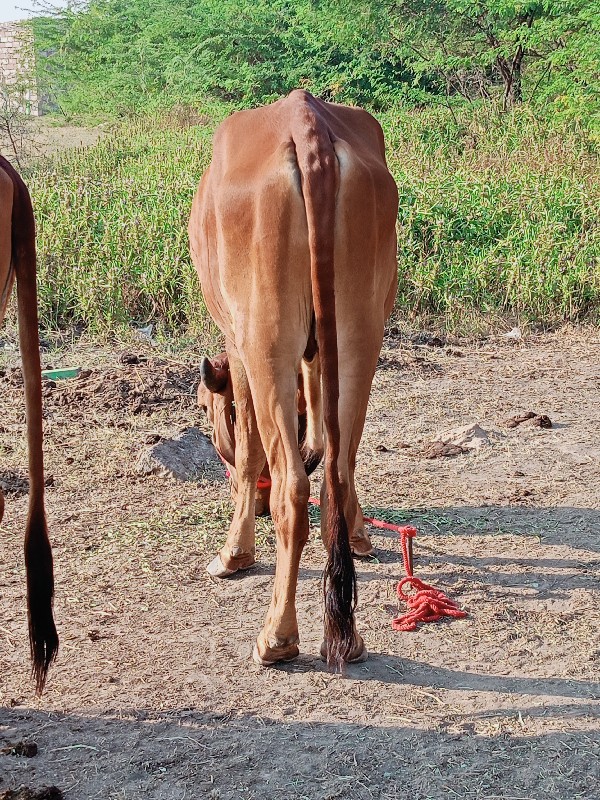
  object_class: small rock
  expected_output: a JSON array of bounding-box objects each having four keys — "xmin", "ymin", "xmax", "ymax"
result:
[
  {"xmin": 120, "ymin": 353, "xmax": 143, "ymax": 365},
  {"xmin": 510, "ymin": 488, "xmax": 534, "ymax": 502},
  {"xmin": 374, "ymin": 444, "xmax": 389, "ymax": 452},
  {"xmin": 412, "ymin": 332, "xmax": 446, "ymax": 347},
  {"xmin": 137, "ymin": 427, "xmax": 222, "ymax": 481}
]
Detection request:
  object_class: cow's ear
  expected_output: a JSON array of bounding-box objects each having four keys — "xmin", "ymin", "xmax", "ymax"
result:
[{"xmin": 200, "ymin": 356, "xmax": 229, "ymax": 393}]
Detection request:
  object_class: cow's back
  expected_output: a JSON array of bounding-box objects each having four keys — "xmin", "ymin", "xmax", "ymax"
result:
[{"xmin": 190, "ymin": 91, "xmax": 397, "ymax": 339}]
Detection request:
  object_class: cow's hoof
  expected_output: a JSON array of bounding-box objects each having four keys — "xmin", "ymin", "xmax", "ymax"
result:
[
  {"xmin": 207, "ymin": 555, "xmax": 237, "ymax": 577},
  {"xmin": 206, "ymin": 551, "xmax": 255, "ymax": 578},
  {"xmin": 350, "ymin": 529, "xmax": 374, "ymax": 557},
  {"xmin": 320, "ymin": 635, "xmax": 368, "ymax": 664},
  {"xmin": 252, "ymin": 636, "xmax": 300, "ymax": 666}
]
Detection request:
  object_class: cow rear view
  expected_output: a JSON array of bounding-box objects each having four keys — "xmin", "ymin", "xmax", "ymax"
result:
[
  {"xmin": 0, "ymin": 156, "xmax": 58, "ymax": 693},
  {"xmin": 189, "ymin": 90, "xmax": 398, "ymax": 667}
]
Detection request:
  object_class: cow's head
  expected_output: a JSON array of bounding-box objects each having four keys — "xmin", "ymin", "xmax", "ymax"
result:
[
  {"xmin": 198, "ymin": 353, "xmax": 236, "ymax": 467},
  {"xmin": 198, "ymin": 353, "xmax": 271, "ymax": 515}
]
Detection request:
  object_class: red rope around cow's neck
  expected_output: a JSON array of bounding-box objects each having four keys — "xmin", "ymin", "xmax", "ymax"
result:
[{"xmin": 219, "ymin": 455, "xmax": 272, "ymax": 491}]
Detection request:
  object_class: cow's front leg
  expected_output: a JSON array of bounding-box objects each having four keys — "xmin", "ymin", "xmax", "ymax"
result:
[{"xmin": 207, "ymin": 354, "xmax": 265, "ymax": 578}]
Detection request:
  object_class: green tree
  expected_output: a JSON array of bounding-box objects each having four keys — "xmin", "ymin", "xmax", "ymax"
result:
[
  {"xmin": 32, "ymin": 0, "xmax": 599, "ymax": 122},
  {"xmin": 390, "ymin": 0, "xmax": 599, "ymax": 111}
]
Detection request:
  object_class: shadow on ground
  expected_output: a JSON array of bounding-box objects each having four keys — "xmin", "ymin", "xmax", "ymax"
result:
[{"xmin": 1, "ymin": 704, "xmax": 599, "ymax": 800}]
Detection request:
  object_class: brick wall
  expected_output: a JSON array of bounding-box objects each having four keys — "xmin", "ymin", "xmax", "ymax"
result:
[{"xmin": 0, "ymin": 21, "xmax": 39, "ymax": 116}]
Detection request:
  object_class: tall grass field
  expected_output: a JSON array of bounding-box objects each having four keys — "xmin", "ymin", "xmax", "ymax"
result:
[{"xmin": 25, "ymin": 104, "xmax": 600, "ymax": 335}]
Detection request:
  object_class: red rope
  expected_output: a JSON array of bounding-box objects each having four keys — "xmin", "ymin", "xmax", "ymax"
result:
[
  {"xmin": 392, "ymin": 525, "xmax": 468, "ymax": 632},
  {"xmin": 309, "ymin": 499, "xmax": 466, "ymax": 631},
  {"xmin": 219, "ymin": 454, "xmax": 272, "ymax": 491}
]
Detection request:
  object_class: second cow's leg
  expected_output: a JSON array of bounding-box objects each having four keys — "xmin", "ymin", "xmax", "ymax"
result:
[{"xmin": 207, "ymin": 350, "xmax": 266, "ymax": 577}]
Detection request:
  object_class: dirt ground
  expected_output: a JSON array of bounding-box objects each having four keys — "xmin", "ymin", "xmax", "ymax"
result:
[
  {"xmin": 0, "ymin": 118, "xmax": 105, "ymax": 166},
  {"xmin": 0, "ymin": 327, "xmax": 598, "ymax": 799}
]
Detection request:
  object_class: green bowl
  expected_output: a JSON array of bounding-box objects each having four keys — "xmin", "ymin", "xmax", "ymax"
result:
[{"xmin": 41, "ymin": 367, "xmax": 80, "ymax": 380}]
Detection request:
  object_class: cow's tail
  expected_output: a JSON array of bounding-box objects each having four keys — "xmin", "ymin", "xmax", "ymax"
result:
[
  {"xmin": 291, "ymin": 102, "xmax": 357, "ymax": 669},
  {"xmin": 6, "ymin": 157, "xmax": 58, "ymax": 694}
]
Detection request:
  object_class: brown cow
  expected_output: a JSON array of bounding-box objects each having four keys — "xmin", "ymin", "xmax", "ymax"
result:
[
  {"xmin": 0, "ymin": 156, "xmax": 58, "ymax": 693},
  {"xmin": 189, "ymin": 90, "xmax": 398, "ymax": 668}
]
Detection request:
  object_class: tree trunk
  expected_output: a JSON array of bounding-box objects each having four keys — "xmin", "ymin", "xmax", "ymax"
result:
[{"xmin": 496, "ymin": 45, "xmax": 524, "ymax": 110}]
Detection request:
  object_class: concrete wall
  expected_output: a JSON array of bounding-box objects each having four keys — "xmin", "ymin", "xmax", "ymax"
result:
[{"xmin": 0, "ymin": 22, "xmax": 39, "ymax": 115}]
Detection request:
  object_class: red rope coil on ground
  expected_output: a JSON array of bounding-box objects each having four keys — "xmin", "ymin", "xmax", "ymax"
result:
[{"xmin": 392, "ymin": 524, "xmax": 468, "ymax": 631}]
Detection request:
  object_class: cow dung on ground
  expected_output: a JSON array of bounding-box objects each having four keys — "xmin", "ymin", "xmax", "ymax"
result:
[
  {"xmin": 503, "ymin": 411, "xmax": 553, "ymax": 429},
  {"xmin": 0, "ymin": 741, "xmax": 38, "ymax": 758},
  {"xmin": 0, "ymin": 789, "xmax": 63, "ymax": 800}
]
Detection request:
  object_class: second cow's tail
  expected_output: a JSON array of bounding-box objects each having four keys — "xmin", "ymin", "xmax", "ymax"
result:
[
  {"xmin": 5, "ymin": 156, "xmax": 59, "ymax": 694},
  {"xmin": 291, "ymin": 101, "xmax": 357, "ymax": 668}
]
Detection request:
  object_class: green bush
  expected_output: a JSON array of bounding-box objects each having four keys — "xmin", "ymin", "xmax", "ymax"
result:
[
  {"xmin": 383, "ymin": 106, "xmax": 600, "ymax": 323},
  {"xmin": 27, "ymin": 118, "xmax": 217, "ymax": 334}
]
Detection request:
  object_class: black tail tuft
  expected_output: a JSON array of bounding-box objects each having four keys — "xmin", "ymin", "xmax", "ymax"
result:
[
  {"xmin": 322, "ymin": 483, "xmax": 357, "ymax": 669},
  {"xmin": 25, "ymin": 511, "xmax": 58, "ymax": 695},
  {"xmin": 302, "ymin": 447, "xmax": 323, "ymax": 476}
]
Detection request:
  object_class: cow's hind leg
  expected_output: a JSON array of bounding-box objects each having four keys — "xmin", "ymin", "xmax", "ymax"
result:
[
  {"xmin": 319, "ymin": 454, "xmax": 374, "ymax": 558},
  {"xmin": 246, "ymin": 367, "xmax": 310, "ymax": 666},
  {"xmin": 207, "ymin": 351, "xmax": 266, "ymax": 577}
]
